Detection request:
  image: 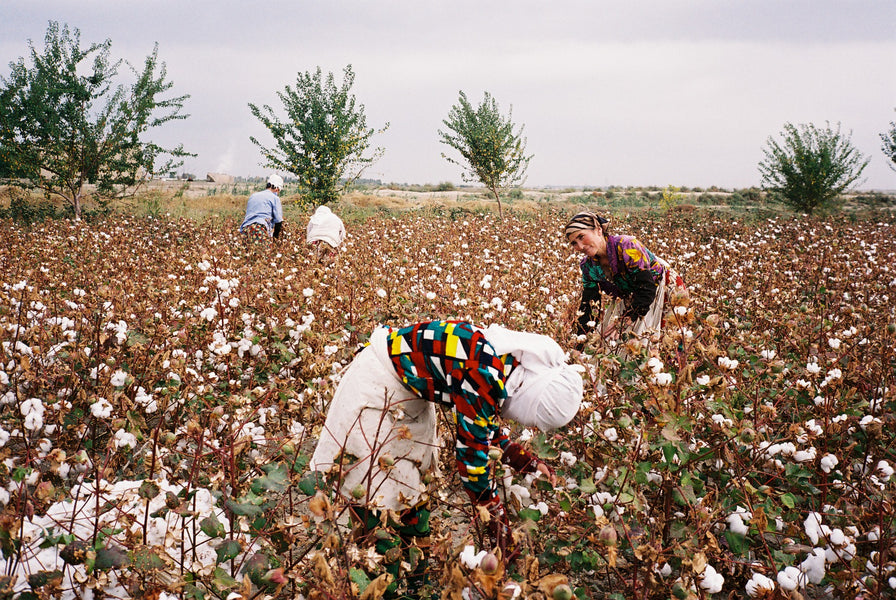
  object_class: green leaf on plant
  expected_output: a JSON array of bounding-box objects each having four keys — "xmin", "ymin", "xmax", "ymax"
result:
[
  {"xmin": 532, "ymin": 433, "xmax": 559, "ymax": 460},
  {"xmin": 215, "ymin": 539, "xmax": 242, "ymax": 564},
  {"xmin": 250, "ymin": 462, "xmax": 289, "ymax": 494},
  {"xmin": 138, "ymin": 480, "xmax": 160, "ymax": 500},
  {"xmin": 518, "ymin": 508, "xmax": 542, "ymax": 522},
  {"xmin": 298, "ymin": 471, "xmax": 327, "ymax": 496},
  {"xmin": 780, "ymin": 492, "xmax": 796, "ymax": 508},
  {"xmin": 212, "ymin": 567, "xmax": 240, "ymax": 589},
  {"xmin": 200, "ymin": 514, "xmax": 226, "ymax": 539},
  {"xmin": 578, "ymin": 477, "xmax": 597, "ymax": 495},
  {"xmin": 94, "ymin": 547, "xmax": 129, "ymax": 570},
  {"xmin": 225, "ymin": 499, "xmax": 263, "ymax": 517},
  {"xmin": 132, "ymin": 547, "xmax": 167, "ymax": 571},
  {"xmin": 724, "ymin": 531, "xmax": 749, "ymax": 556},
  {"xmin": 350, "ymin": 567, "xmax": 371, "ymax": 593}
]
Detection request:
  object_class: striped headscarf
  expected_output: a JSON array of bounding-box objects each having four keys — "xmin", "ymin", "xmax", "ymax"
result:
[{"xmin": 564, "ymin": 212, "xmax": 608, "ymax": 241}]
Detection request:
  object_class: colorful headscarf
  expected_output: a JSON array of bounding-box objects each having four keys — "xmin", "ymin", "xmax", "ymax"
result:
[{"xmin": 564, "ymin": 212, "xmax": 608, "ymax": 241}]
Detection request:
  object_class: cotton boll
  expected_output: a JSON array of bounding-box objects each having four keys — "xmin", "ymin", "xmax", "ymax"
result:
[
  {"xmin": 777, "ymin": 566, "xmax": 804, "ymax": 591},
  {"xmin": 800, "ymin": 548, "xmax": 826, "ymax": 584},
  {"xmin": 559, "ymin": 452, "xmax": 577, "ymax": 467},
  {"xmin": 727, "ymin": 509, "xmax": 750, "ymax": 535},
  {"xmin": 745, "ymin": 572, "xmax": 775, "ymax": 597},
  {"xmin": 459, "ymin": 545, "xmax": 486, "ymax": 569},
  {"xmin": 804, "ymin": 512, "xmax": 824, "ymax": 545},
  {"xmin": 699, "ymin": 564, "xmax": 724, "ymax": 594},
  {"xmin": 820, "ymin": 454, "xmax": 838, "ymax": 473}
]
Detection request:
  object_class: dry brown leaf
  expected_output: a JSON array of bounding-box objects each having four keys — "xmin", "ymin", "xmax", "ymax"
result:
[
  {"xmin": 443, "ymin": 565, "xmax": 467, "ymax": 600},
  {"xmin": 312, "ymin": 552, "xmax": 335, "ymax": 587},
  {"xmin": 525, "ymin": 554, "xmax": 540, "ymax": 581},
  {"xmin": 535, "ymin": 573, "xmax": 568, "ymax": 596},
  {"xmin": 308, "ymin": 491, "xmax": 332, "ymax": 519},
  {"xmin": 359, "ymin": 573, "xmax": 393, "ymax": 600}
]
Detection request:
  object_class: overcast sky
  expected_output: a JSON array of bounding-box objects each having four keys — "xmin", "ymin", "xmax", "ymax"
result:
[{"xmin": 3, "ymin": 1, "xmax": 895, "ymax": 190}]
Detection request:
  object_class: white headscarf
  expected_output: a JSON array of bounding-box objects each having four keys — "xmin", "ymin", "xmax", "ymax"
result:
[
  {"xmin": 306, "ymin": 205, "xmax": 346, "ymax": 247},
  {"xmin": 483, "ymin": 324, "xmax": 583, "ymax": 431}
]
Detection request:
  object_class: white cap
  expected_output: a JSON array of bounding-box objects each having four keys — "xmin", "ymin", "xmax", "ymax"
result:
[{"xmin": 267, "ymin": 174, "xmax": 284, "ymax": 189}]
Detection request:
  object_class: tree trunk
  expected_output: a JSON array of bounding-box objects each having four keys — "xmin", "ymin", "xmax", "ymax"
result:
[{"xmin": 490, "ymin": 187, "xmax": 503, "ymax": 219}]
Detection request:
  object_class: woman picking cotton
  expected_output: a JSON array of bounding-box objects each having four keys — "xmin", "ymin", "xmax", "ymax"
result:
[
  {"xmin": 309, "ymin": 320, "xmax": 582, "ymax": 597},
  {"xmin": 564, "ymin": 211, "xmax": 687, "ymax": 347}
]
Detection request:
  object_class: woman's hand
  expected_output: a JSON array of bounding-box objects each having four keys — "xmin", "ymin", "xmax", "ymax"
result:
[{"xmin": 536, "ymin": 461, "xmax": 558, "ymax": 486}]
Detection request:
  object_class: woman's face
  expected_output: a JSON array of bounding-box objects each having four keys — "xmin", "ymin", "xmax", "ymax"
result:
[{"xmin": 567, "ymin": 227, "xmax": 606, "ymax": 258}]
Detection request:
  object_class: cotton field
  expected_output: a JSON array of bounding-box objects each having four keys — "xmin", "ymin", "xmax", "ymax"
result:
[{"xmin": 0, "ymin": 208, "xmax": 894, "ymax": 599}]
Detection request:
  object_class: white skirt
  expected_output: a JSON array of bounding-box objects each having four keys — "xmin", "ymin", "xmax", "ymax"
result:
[
  {"xmin": 309, "ymin": 327, "xmax": 440, "ymax": 511},
  {"xmin": 602, "ymin": 260, "xmax": 681, "ymax": 338}
]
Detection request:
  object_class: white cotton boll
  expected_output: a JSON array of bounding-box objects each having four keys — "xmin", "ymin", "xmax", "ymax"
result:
[
  {"xmin": 91, "ymin": 397, "xmax": 113, "ymax": 419},
  {"xmin": 877, "ymin": 460, "xmax": 894, "ymax": 480},
  {"xmin": 727, "ymin": 510, "xmax": 750, "ymax": 535},
  {"xmin": 794, "ymin": 447, "xmax": 817, "ymax": 463},
  {"xmin": 699, "ymin": 564, "xmax": 724, "ymax": 594},
  {"xmin": 459, "ymin": 545, "xmax": 486, "ymax": 569},
  {"xmin": 804, "ymin": 512, "xmax": 824, "ymax": 545},
  {"xmin": 826, "ymin": 528, "xmax": 845, "ymax": 546},
  {"xmin": 745, "ymin": 572, "xmax": 776, "ymax": 597},
  {"xmin": 604, "ymin": 427, "xmax": 618, "ymax": 442},
  {"xmin": 657, "ymin": 563, "xmax": 672, "ymax": 578},
  {"xmin": 114, "ymin": 429, "xmax": 137, "ymax": 450},
  {"xmin": 200, "ymin": 307, "xmax": 217, "ymax": 322},
  {"xmin": 652, "ymin": 372, "xmax": 673, "ymax": 386},
  {"xmin": 519, "ymin": 428, "xmax": 533, "ymax": 442},
  {"xmin": 827, "ymin": 338, "xmax": 841, "ymax": 350},
  {"xmin": 801, "ymin": 548, "xmax": 826, "ymax": 583},
  {"xmin": 820, "ymin": 454, "xmax": 839, "ymax": 473},
  {"xmin": 110, "ymin": 369, "xmax": 128, "ymax": 387},
  {"xmin": 777, "ymin": 566, "xmax": 804, "ymax": 591},
  {"xmin": 560, "ymin": 451, "xmax": 577, "ymax": 467},
  {"xmin": 508, "ymin": 484, "xmax": 530, "ymax": 506},
  {"xmin": 760, "ymin": 349, "xmax": 776, "ymax": 360},
  {"xmin": 647, "ymin": 357, "xmax": 664, "ymax": 374},
  {"xmin": 532, "ymin": 501, "xmax": 549, "ymax": 516},
  {"xmin": 805, "ymin": 419, "xmax": 823, "ymax": 436},
  {"xmin": 696, "ymin": 375, "xmax": 710, "ymax": 386},
  {"xmin": 0, "ymin": 428, "xmax": 8, "ymax": 447}
]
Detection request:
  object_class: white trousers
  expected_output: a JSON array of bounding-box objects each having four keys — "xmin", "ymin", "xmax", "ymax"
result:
[{"xmin": 309, "ymin": 327, "xmax": 440, "ymax": 511}]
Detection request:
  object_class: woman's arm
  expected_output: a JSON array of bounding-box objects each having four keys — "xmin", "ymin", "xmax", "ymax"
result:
[
  {"xmin": 576, "ymin": 286, "xmax": 601, "ymax": 334},
  {"xmin": 624, "ymin": 269, "xmax": 659, "ymax": 320}
]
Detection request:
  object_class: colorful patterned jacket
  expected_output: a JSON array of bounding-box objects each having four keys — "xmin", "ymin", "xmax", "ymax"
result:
[{"xmin": 385, "ymin": 320, "xmax": 538, "ymax": 504}]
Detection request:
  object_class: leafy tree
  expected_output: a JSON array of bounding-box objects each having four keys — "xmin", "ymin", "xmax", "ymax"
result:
[
  {"xmin": 758, "ymin": 122, "xmax": 868, "ymax": 214},
  {"xmin": 880, "ymin": 109, "xmax": 896, "ymax": 172},
  {"xmin": 0, "ymin": 21, "xmax": 191, "ymax": 219},
  {"xmin": 439, "ymin": 91, "xmax": 532, "ymax": 218},
  {"xmin": 249, "ymin": 65, "xmax": 387, "ymax": 205}
]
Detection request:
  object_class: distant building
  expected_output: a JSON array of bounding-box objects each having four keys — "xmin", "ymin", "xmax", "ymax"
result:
[{"xmin": 206, "ymin": 172, "xmax": 235, "ymax": 184}]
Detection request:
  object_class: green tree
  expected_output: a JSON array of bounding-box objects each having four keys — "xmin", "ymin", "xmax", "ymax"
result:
[
  {"xmin": 0, "ymin": 21, "xmax": 191, "ymax": 219},
  {"xmin": 880, "ymin": 109, "xmax": 896, "ymax": 172},
  {"xmin": 439, "ymin": 91, "xmax": 532, "ymax": 218},
  {"xmin": 249, "ymin": 65, "xmax": 387, "ymax": 205},
  {"xmin": 758, "ymin": 122, "xmax": 868, "ymax": 214}
]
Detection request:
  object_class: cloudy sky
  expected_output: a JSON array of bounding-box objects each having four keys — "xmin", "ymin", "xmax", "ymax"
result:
[{"xmin": 3, "ymin": 1, "xmax": 895, "ymax": 190}]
